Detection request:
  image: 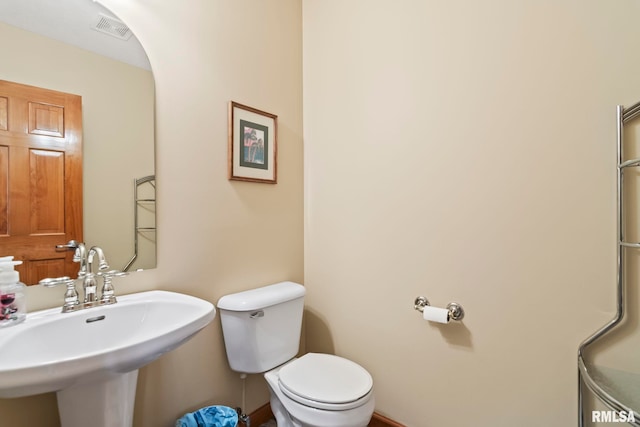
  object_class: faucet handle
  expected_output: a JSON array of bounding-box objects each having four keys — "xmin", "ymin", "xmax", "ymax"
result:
[
  {"xmin": 98, "ymin": 270, "xmax": 128, "ymax": 279},
  {"xmin": 98, "ymin": 270, "xmax": 128, "ymax": 305},
  {"xmin": 39, "ymin": 276, "xmax": 72, "ymax": 287},
  {"xmin": 61, "ymin": 279, "xmax": 81, "ymax": 312},
  {"xmin": 39, "ymin": 276, "xmax": 80, "ymax": 313}
]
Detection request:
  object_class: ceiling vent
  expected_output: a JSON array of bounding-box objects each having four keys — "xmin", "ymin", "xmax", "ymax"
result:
[{"xmin": 93, "ymin": 13, "xmax": 133, "ymax": 41}]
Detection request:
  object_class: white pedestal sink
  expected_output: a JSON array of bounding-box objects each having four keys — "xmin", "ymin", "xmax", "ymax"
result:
[{"xmin": 0, "ymin": 290, "xmax": 216, "ymax": 427}]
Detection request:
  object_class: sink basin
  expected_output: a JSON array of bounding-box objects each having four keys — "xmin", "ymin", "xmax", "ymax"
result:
[{"xmin": 0, "ymin": 290, "xmax": 216, "ymax": 426}]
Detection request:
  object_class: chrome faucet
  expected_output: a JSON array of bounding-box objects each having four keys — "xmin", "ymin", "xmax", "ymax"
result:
[
  {"xmin": 72, "ymin": 242, "xmax": 88, "ymax": 278},
  {"xmin": 84, "ymin": 246, "xmax": 109, "ymax": 303},
  {"xmin": 41, "ymin": 242, "xmax": 127, "ymax": 312}
]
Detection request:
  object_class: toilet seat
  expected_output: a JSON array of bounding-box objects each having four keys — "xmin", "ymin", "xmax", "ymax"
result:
[{"xmin": 278, "ymin": 353, "xmax": 373, "ymax": 411}]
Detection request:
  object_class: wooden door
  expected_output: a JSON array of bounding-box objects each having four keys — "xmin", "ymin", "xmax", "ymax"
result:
[{"xmin": 0, "ymin": 80, "xmax": 83, "ymax": 285}]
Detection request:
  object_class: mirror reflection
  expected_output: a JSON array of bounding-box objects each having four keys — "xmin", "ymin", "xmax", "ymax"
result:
[{"xmin": 0, "ymin": 0, "xmax": 156, "ymax": 282}]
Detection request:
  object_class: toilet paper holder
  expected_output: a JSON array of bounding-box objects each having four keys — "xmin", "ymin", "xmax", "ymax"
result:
[{"xmin": 414, "ymin": 296, "xmax": 465, "ymax": 321}]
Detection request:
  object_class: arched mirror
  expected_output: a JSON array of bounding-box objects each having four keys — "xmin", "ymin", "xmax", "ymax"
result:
[{"xmin": 0, "ymin": 0, "xmax": 156, "ymax": 283}]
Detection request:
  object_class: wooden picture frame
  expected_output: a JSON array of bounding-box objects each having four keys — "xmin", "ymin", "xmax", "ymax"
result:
[{"xmin": 228, "ymin": 101, "xmax": 278, "ymax": 183}]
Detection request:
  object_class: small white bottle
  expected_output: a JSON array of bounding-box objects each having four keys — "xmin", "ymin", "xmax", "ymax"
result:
[{"xmin": 0, "ymin": 256, "xmax": 27, "ymax": 327}]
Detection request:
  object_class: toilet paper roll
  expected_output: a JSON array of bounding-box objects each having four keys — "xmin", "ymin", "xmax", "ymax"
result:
[{"xmin": 422, "ymin": 306, "xmax": 450, "ymax": 323}]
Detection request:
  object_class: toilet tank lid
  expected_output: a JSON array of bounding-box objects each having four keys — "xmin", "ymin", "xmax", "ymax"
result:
[{"xmin": 217, "ymin": 281, "xmax": 305, "ymax": 311}]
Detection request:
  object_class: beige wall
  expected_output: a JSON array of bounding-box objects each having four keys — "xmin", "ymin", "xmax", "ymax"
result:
[
  {"xmin": 303, "ymin": 1, "xmax": 640, "ymax": 426},
  {"xmin": 0, "ymin": 21, "xmax": 155, "ymax": 271},
  {"xmin": 1, "ymin": 0, "xmax": 303, "ymax": 426}
]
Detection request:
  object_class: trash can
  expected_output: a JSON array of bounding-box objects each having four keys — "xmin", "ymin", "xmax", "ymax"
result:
[{"xmin": 175, "ymin": 405, "xmax": 238, "ymax": 427}]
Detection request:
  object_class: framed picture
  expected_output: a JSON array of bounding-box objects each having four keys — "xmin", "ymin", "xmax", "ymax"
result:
[{"xmin": 228, "ymin": 101, "xmax": 278, "ymax": 183}]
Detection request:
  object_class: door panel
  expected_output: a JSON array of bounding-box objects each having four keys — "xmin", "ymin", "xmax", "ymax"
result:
[
  {"xmin": 0, "ymin": 96, "xmax": 7, "ymax": 131},
  {"xmin": 0, "ymin": 80, "xmax": 83, "ymax": 285},
  {"xmin": 0, "ymin": 146, "xmax": 7, "ymax": 235},
  {"xmin": 29, "ymin": 102, "xmax": 65, "ymax": 137},
  {"xmin": 30, "ymin": 149, "xmax": 65, "ymax": 235}
]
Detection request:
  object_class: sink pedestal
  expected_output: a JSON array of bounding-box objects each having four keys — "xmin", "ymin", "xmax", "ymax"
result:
[{"xmin": 57, "ymin": 370, "xmax": 139, "ymax": 427}]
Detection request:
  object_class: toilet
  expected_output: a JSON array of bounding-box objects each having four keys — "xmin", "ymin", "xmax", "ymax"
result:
[{"xmin": 217, "ymin": 282, "xmax": 375, "ymax": 427}]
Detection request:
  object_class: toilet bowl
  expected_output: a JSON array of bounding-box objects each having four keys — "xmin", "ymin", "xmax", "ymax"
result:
[
  {"xmin": 217, "ymin": 282, "xmax": 375, "ymax": 427},
  {"xmin": 265, "ymin": 353, "xmax": 375, "ymax": 427}
]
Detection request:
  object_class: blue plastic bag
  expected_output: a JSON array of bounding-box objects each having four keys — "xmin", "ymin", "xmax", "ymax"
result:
[{"xmin": 176, "ymin": 405, "xmax": 238, "ymax": 427}]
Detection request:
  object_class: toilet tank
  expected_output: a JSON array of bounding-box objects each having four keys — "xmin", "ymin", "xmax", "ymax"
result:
[{"xmin": 217, "ymin": 282, "xmax": 305, "ymax": 374}]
